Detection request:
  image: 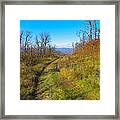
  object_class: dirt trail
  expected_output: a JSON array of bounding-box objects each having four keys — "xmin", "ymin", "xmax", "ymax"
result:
[{"xmin": 31, "ymin": 58, "xmax": 59, "ymax": 99}]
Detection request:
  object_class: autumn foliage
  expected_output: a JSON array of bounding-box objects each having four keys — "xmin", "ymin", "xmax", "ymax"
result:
[
  {"xmin": 20, "ymin": 20, "xmax": 100, "ymax": 100},
  {"xmin": 20, "ymin": 39, "xmax": 100, "ymax": 100}
]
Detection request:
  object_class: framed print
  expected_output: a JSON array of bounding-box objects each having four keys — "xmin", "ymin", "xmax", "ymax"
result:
[{"xmin": 0, "ymin": 0, "xmax": 119, "ymax": 119}]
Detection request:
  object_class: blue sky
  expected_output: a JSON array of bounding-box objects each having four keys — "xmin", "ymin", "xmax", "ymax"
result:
[{"xmin": 20, "ymin": 20, "xmax": 100, "ymax": 48}]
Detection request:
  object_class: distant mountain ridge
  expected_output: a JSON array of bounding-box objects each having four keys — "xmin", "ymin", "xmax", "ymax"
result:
[{"xmin": 55, "ymin": 48, "xmax": 73, "ymax": 54}]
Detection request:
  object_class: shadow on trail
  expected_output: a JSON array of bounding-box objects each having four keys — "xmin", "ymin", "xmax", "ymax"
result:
[{"xmin": 30, "ymin": 58, "xmax": 59, "ymax": 100}]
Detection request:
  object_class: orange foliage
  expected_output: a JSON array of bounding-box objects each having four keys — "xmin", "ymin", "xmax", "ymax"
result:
[{"xmin": 74, "ymin": 39, "xmax": 100, "ymax": 59}]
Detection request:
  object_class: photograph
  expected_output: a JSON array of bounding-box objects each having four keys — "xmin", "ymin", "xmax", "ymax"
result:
[{"xmin": 20, "ymin": 20, "xmax": 100, "ymax": 100}]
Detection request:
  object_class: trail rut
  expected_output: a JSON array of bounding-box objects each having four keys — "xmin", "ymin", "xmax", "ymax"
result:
[{"xmin": 30, "ymin": 58, "xmax": 59, "ymax": 99}]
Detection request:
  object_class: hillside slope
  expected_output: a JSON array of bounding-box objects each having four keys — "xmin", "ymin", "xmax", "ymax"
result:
[{"xmin": 35, "ymin": 39, "xmax": 100, "ymax": 100}]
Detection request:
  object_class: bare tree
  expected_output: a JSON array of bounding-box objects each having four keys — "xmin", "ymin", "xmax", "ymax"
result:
[
  {"xmin": 39, "ymin": 32, "xmax": 51, "ymax": 55},
  {"xmin": 35, "ymin": 35, "xmax": 40, "ymax": 57},
  {"xmin": 97, "ymin": 29, "xmax": 100, "ymax": 39},
  {"xmin": 76, "ymin": 31, "xmax": 82, "ymax": 41},
  {"xmin": 76, "ymin": 27, "xmax": 87, "ymax": 46},
  {"xmin": 88, "ymin": 20, "xmax": 93, "ymax": 41},
  {"xmin": 94, "ymin": 20, "xmax": 97, "ymax": 40},
  {"xmin": 24, "ymin": 31, "xmax": 32, "ymax": 52},
  {"xmin": 82, "ymin": 32, "xmax": 86, "ymax": 45},
  {"xmin": 20, "ymin": 31, "xmax": 23, "ymax": 46}
]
